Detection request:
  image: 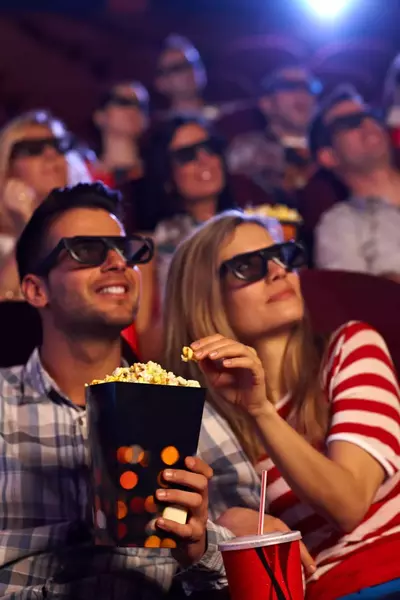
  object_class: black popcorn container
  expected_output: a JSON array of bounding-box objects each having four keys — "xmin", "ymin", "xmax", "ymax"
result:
[{"xmin": 86, "ymin": 381, "xmax": 205, "ymax": 548}]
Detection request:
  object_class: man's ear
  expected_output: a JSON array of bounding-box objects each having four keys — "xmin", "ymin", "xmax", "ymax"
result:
[
  {"xmin": 317, "ymin": 146, "xmax": 339, "ymax": 170},
  {"xmin": 21, "ymin": 275, "xmax": 49, "ymax": 309}
]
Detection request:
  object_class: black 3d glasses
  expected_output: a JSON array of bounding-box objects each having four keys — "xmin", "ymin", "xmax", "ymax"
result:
[
  {"xmin": 327, "ymin": 110, "xmax": 381, "ymax": 137},
  {"xmin": 104, "ymin": 93, "xmax": 147, "ymax": 110},
  {"xmin": 10, "ymin": 136, "xmax": 73, "ymax": 161},
  {"xmin": 219, "ymin": 241, "xmax": 306, "ymax": 283},
  {"xmin": 169, "ymin": 138, "xmax": 221, "ymax": 166},
  {"xmin": 156, "ymin": 60, "xmax": 195, "ymax": 77},
  {"xmin": 34, "ymin": 235, "xmax": 154, "ymax": 275}
]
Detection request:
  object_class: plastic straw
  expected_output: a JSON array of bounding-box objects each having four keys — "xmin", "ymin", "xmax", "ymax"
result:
[{"xmin": 258, "ymin": 469, "xmax": 267, "ymax": 535}]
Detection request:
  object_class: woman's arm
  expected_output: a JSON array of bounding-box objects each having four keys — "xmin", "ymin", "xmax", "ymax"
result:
[
  {"xmin": 253, "ymin": 412, "xmax": 384, "ymax": 532},
  {"xmin": 193, "ymin": 324, "xmax": 400, "ymax": 534},
  {"xmin": 216, "ymin": 507, "xmax": 316, "ymax": 574}
]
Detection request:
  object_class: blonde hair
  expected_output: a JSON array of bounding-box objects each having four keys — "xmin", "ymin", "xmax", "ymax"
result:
[
  {"xmin": 163, "ymin": 211, "xmax": 328, "ymax": 463},
  {"xmin": 0, "ymin": 110, "xmax": 91, "ymax": 231}
]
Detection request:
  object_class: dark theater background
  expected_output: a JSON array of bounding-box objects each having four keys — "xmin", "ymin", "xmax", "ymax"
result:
[{"xmin": 0, "ymin": 0, "xmax": 398, "ymax": 143}]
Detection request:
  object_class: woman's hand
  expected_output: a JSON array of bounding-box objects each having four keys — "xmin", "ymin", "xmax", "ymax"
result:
[
  {"xmin": 2, "ymin": 179, "xmax": 37, "ymax": 235},
  {"xmin": 216, "ymin": 507, "xmax": 316, "ymax": 576},
  {"xmin": 191, "ymin": 335, "xmax": 272, "ymax": 418}
]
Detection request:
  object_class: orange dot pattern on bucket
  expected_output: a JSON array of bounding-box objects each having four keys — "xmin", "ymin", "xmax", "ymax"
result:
[
  {"xmin": 161, "ymin": 538, "xmax": 177, "ymax": 549},
  {"xmin": 117, "ymin": 500, "xmax": 128, "ymax": 519},
  {"xmin": 144, "ymin": 535, "xmax": 161, "ymax": 548},
  {"xmin": 120, "ymin": 471, "xmax": 138, "ymax": 490},
  {"xmin": 144, "ymin": 495, "xmax": 158, "ymax": 513},
  {"xmin": 117, "ymin": 523, "xmax": 127, "ymax": 539},
  {"xmin": 130, "ymin": 497, "xmax": 145, "ymax": 513},
  {"xmin": 117, "ymin": 445, "xmax": 144, "ymax": 465},
  {"xmin": 160, "ymin": 446, "xmax": 179, "ymax": 466}
]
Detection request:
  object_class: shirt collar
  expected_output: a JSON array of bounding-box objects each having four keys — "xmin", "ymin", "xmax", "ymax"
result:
[
  {"xmin": 350, "ymin": 196, "xmax": 389, "ymax": 209},
  {"xmin": 21, "ymin": 348, "xmax": 129, "ymax": 405},
  {"xmin": 21, "ymin": 348, "xmax": 69, "ymax": 404}
]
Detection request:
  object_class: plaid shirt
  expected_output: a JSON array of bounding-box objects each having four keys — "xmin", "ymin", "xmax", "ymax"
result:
[{"xmin": 0, "ymin": 349, "xmax": 261, "ymax": 599}]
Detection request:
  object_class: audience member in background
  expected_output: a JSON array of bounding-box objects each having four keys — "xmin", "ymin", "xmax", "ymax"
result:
[
  {"xmin": 148, "ymin": 116, "xmax": 236, "ymax": 305},
  {"xmin": 0, "ymin": 110, "xmax": 91, "ymax": 299},
  {"xmin": 92, "ymin": 82, "xmax": 148, "ymax": 185},
  {"xmin": 383, "ymin": 52, "xmax": 400, "ymax": 139},
  {"xmin": 312, "ymin": 87, "xmax": 400, "ymax": 281},
  {"xmin": 91, "ymin": 81, "xmax": 157, "ymax": 230},
  {"xmin": 154, "ymin": 34, "xmax": 218, "ymax": 121},
  {"xmin": 0, "ymin": 182, "xmax": 316, "ymax": 597},
  {"xmin": 91, "ymin": 82, "xmax": 158, "ymax": 356},
  {"xmin": 227, "ymin": 64, "xmax": 319, "ymax": 207},
  {"xmin": 163, "ymin": 210, "xmax": 400, "ymax": 600}
]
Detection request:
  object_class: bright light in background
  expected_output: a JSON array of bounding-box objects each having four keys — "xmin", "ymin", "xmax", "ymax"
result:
[{"xmin": 304, "ymin": 0, "xmax": 351, "ymax": 19}]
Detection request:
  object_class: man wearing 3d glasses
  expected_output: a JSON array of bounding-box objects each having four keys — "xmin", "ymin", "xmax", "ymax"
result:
[
  {"xmin": 311, "ymin": 86, "xmax": 400, "ymax": 282},
  {"xmin": 0, "ymin": 182, "xmax": 276, "ymax": 598},
  {"xmin": 227, "ymin": 64, "xmax": 320, "ymax": 207}
]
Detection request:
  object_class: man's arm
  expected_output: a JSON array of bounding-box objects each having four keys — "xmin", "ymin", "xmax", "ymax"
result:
[
  {"xmin": 315, "ymin": 206, "xmax": 368, "ymax": 272},
  {"xmin": 177, "ymin": 520, "xmax": 233, "ymax": 594},
  {"xmin": 198, "ymin": 403, "xmax": 261, "ymax": 521}
]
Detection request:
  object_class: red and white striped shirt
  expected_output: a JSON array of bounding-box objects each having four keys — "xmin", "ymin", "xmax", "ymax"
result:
[{"xmin": 257, "ymin": 321, "xmax": 400, "ymax": 597}]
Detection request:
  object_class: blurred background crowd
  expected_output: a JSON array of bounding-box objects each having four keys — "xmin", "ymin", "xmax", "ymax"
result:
[{"xmin": 1, "ymin": 0, "xmax": 400, "ymax": 360}]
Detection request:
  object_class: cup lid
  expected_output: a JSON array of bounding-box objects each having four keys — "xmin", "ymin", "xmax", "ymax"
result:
[{"xmin": 218, "ymin": 530, "xmax": 301, "ymax": 552}]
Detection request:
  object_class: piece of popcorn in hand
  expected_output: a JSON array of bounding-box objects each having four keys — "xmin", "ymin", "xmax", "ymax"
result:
[{"xmin": 181, "ymin": 346, "xmax": 197, "ymax": 363}]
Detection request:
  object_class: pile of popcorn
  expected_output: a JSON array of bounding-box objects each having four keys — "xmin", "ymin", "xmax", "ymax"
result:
[
  {"xmin": 89, "ymin": 360, "xmax": 200, "ymax": 388},
  {"xmin": 245, "ymin": 204, "xmax": 302, "ymax": 223}
]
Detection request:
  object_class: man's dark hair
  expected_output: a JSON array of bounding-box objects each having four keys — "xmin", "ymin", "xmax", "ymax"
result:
[
  {"xmin": 308, "ymin": 84, "xmax": 364, "ymax": 162},
  {"xmin": 261, "ymin": 62, "xmax": 312, "ymax": 95},
  {"xmin": 161, "ymin": 34, "xmax": 202, "ymax": 66},
  {"xmin": 16, "ymin": 182, "xmax": 122, "ymax": 281}
]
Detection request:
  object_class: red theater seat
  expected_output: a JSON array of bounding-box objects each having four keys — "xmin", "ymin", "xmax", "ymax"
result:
[{"xmin": 300, "ymin": 269, "xmax": 400, "ymax": 377}]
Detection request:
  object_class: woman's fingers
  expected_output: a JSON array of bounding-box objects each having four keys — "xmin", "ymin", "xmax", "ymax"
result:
[{"xmin": 194, "ymin": 341, "xmax": 259, "ymax": 363}]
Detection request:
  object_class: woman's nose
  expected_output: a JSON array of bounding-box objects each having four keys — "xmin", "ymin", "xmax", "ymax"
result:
[
  {"xmin": 42, "ymin": 144, "xmax": 60, "ymax": 159},
  {"xmin": 196, "ymin": 148, "xmax": 213, "ymax": 164},
  {"xmin": 267, "ymin": 258, "xmax": 287, "ymax": 281}
]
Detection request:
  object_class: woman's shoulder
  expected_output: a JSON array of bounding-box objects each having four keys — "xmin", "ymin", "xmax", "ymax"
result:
[
  {"xmin": 154, "ymin": 214, "xmax": 195, "ymax": 246},
  {"xmin": 328, "ymin": 321, "xmax": 388, "ymax": 349},
  {"xmin": 323, "ymin": 320, "xmax": 395, "ymax": 381}
]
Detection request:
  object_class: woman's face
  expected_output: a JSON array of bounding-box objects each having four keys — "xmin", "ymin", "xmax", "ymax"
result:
[
  {"xmin": 169, "ymin": 123, "xmax": 225, "ymax": 203},
  {"xmin": 219, "ymin": 223, "xmax": 304, "ymax": 343},
  {"xmin": 9, "ymin": 124, "xmax": 68, "ymax": 200},
  {"xmin": 98, "ymin": 84, "xmax": 148, "ymax": 139}
]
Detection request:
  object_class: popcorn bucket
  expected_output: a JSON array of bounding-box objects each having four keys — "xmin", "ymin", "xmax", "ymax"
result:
[{"xmin": 86, "ymin": 381, "xmax": 205, "ymax": 548}]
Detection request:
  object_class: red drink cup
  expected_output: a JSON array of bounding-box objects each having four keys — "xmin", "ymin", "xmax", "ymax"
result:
[{"xmin": 219, "ymin": 531, "xmax": 303, "ymax": 600}]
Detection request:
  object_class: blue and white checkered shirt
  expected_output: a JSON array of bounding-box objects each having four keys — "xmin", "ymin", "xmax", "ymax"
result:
[{"xmin": 0, "ymin": 349, "xmax": 261, "ymax": 599}]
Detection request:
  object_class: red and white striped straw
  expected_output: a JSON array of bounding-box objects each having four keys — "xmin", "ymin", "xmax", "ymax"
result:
[{"xmin": 257, "ymin": 470, "xmax": 267, "ymax": 535}]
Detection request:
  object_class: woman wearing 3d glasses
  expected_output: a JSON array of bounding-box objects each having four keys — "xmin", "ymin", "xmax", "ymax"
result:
[
  {"xmin": 0, "ymin": 109, "xmax": 91, "ymax": 299},
  {"xmin": 91, "ymin": 81, "xmax": 149, "ymax": 190},
  {"xmin": 163, "ymin": 211, "xmax": 400, "ymax": 600},
  {"xmin": 148, "ymin": 116, "xmax": 236, "ymax": 303}
]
